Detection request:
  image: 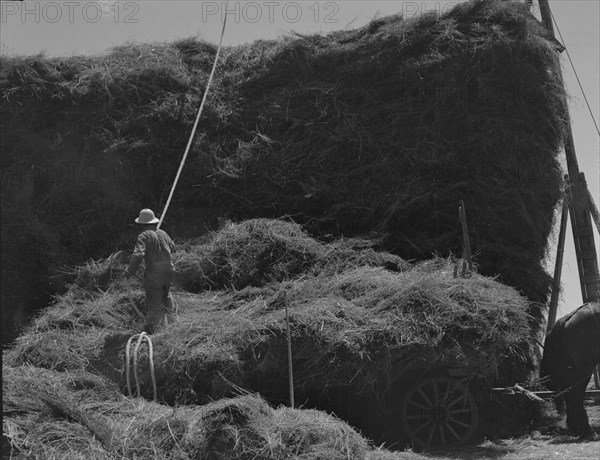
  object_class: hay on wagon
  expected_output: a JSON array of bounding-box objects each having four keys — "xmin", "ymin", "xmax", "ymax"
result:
[{"xmin": 6, "ymin": 219, "xmax": 535, "ymax": 412}]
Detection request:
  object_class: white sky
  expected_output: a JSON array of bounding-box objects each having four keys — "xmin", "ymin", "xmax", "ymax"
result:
[{"xmin": 1, "ymin": 0, "xmax": 598, "ymax": 319}]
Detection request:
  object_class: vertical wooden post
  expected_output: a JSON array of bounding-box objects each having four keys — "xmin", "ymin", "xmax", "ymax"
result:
[
  {"xmin": 547, "ymin": 196, "xmax": 569, "ymax": 334},
  {"xmin": 283, "ymin": 290, "xmax": 295, "ymax": 408},
  {"xmin": 458, "ymin": 200, "xmax": 473, "ymax": 276}
]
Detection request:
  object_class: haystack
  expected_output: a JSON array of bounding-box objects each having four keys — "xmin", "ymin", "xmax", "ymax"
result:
[
  {"xmin": 5, "ymin": 218, "xmax": 535, "ymax": 447},
  {"xmin": 1, "ymin": 0, "xmax": 566, "ymax": 342}
]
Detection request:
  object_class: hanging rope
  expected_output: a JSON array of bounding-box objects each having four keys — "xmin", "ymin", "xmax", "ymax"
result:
[
  {"xmin": 550, "ymin": 9, "xmax": 600, "ymax": 137},
  {"xmin": 157, "ymin": 0, "xmax": 230, "ymax": 229},
  {"xmin": 124, "ymin": 5, "xmax": 229, "ymax": 403}
]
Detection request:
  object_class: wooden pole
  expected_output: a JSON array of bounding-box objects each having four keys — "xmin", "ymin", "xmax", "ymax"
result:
[
  {"xmin": 586, "ymin": 184, "xmax": 600, "ymax": 234},
  {"xmin": 588, "ymin": 183, "xmax": 600, "ymax": 396},
  {"xmin": 566, "ymin": 174, "xmax": 600, "ymax": 303},
  {"xmin": 283, "ymin": 290, "xmax": 295, "ymax": 408},
  {"xmin": 538, "ymin": 0, "xmax": 558, "ymax": 44},
  {"xmin": 547, "ymin": 196, "xmax": 569, "ymax": 334},
  {"xmin": 538, "ymin": 1, "xmax": 599, "ymax": 303},
  {"xmin": 458, "ymin": 200, "xmax": 473, "ymax": 276}
]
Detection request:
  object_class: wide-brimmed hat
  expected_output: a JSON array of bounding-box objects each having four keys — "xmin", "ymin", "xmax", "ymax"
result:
[{"xmin": 135, "ymin": 208, "xmax": 159, "ymax": 224}]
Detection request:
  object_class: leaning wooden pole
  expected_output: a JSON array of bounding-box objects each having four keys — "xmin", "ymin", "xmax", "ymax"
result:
[
  {"xmin": 586, "ymin": 185, "xmax": 600, "ymax": 234},
  {"xmin": 547, "ymin": 196, "xmax": 569, "ymax": 334},
  {"xmin": 537, "ymin": 0, "xmax": 599, "ymax": 303}
]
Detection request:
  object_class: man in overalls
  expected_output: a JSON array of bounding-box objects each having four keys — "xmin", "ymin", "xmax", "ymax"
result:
[{"xmin": 126, "ymin": 208, "xmax": 176, "ymax": 332}]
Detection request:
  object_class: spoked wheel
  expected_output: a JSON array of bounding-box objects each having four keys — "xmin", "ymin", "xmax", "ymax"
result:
[{"xmin": 401, "ymin": 376, "xmax": 478, "ymax": 450}]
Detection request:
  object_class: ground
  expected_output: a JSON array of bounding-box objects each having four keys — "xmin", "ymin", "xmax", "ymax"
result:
[{"xmin": 370, "ymin": 399, "xmax": 600, "ymax": 459}]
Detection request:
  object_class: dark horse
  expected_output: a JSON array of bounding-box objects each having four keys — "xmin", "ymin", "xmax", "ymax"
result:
[{"xmin": 541, "ymin": 302, "xmax": 600, "ymax": 438}]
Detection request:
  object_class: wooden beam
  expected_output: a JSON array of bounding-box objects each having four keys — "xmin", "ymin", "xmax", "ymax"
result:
[
  {"xmin": 538, "ymin": 1, "xmax": 599, "ymax": 303},
  {"xmin": 458, "ymin": 200, "xmax": 473, "ymax": 276},
  {"xmin": 547, "ymin": 196, "xmax": 569, "ymax": 334},
  {"xmin": 538, "ymin": 0, "xmax": 557, "ymax": 41},
  {"xmin": 586, "ymin": 184, "xmax": 600, "ymax": 234},
  {"xmin": 567, "ymin": 174, "xmax": 600, "ymax": 303}
]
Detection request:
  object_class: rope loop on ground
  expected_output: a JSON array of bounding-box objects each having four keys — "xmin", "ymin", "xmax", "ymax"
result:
[{"xmin": 126, "ymin": 332, "xmax": 157, "ymax": 401}]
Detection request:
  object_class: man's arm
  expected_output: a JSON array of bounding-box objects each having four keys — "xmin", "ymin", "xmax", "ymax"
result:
[{"xmin": 127, "ymin": 233, "xmax": 146, "ymax": 275}]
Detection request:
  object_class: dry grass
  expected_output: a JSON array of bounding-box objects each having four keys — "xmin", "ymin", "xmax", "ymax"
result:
[
  {"xmin": 1, "ymin": 1, "xmax": 573, "ymax": 457},
  {"xmin": 6, "ymin": 364, "xmax": 595, "ymax": 460},
  {"xmin": 2, "ymin": 365, "xmax": 369, "ymax": 459},
  {"xmin": 2, "ymin": 1, "xmax": 568, "ymax": 342},
  {"xmin": 173, "ymin": 218, "xmax": 409, "ymax": 292},
  {"xmin": 3, "ymin": 216, "xmax": 538, "ymax": 453},
  {"xmin": 5, "ymin": 219, "xmax": 534, "ymax": 407}
]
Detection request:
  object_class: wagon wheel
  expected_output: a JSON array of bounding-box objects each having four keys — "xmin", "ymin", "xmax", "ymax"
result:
[{"xmin": 401, "ymin": 376, "xmax": 478, "ymax": 450}]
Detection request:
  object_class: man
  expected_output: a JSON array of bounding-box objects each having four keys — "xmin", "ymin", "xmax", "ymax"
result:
[{"xmin": 126, "ymin": 208, "xmax": 176, "ymax": 332}]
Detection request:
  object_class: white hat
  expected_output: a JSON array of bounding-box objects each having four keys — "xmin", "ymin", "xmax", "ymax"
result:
[{"xmin": 135, "ymin": 208, "xmax": 159, "ymax": 224}]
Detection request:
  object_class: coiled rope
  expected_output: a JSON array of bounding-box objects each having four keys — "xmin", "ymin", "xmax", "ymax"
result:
[{"xmin": 126, "ymin": 332, "xmax": 157, "ymax": 401}]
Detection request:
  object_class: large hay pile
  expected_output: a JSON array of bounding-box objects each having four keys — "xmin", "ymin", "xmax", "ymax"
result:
[
  {"xmin": 4, "ymin": 218, "xmax": 536, "ymax": 450},
  {"xmin": 1, "ymin": 0, "xmax": 566, "ymax": 341},
  {"xmin": 3, "ymin": 365, "xmax": 369, "ymax": 459}
]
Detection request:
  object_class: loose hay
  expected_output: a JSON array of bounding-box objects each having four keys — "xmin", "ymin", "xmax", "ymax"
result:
[
  {"xmin": 6, "ymin": 223, "xmax": 534, "ymax": 406},
  {"xmin": 2, "ymin": 1, "xmax": 567, "ymax": 341},
  {"xmin": 2, "ymin": 0, "xmax": 561, "ymax": 454},
  {"xmin": 173, "ymin": 218, "xmax": 409, "ymax": 292},
  {"xmin": 2, "ymin": 366, "xmax": 368, "ymax": 459},
  {"xmin": 4, "ymin": 218, "xmax": 536, "ymax": 453}
]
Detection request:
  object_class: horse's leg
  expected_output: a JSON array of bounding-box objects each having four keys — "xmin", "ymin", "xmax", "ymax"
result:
[
  {"xmin": 554, "ymin": 395, "xmax": 565, "ymax": 414},
  {"xmin": 564, "ymin": 374, "xmax": 593, "ymax": 438}
]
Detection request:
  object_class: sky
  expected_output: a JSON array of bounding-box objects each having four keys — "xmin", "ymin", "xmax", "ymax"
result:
[{"xmin": 1, "ymin": 0, "xmax": 598, "ymax": 319}]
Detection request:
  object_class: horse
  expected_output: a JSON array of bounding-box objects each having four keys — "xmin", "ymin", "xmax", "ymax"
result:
[{"xmin": 540, "ymin": 302, "xmax": 600, "ymax": 439}]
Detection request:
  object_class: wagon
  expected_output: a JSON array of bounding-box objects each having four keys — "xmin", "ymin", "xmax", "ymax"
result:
[
  {"xmin": 323, "ymin": 368, "xmax": 495, "ymax": 451},
  {"xmin": 383, "ymin": 376, "xmax": 600, "ymax": 450}
]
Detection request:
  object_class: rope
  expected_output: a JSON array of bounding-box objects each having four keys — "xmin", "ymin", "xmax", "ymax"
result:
[
  {"xmin": 550, "ymin": 9, "xmax": 600, "ymax": 137},
  {"xmin": 124, "ymin": 273, "xmax": 177, "ymax": 401},
  {"xmin": 157, "ymin": 0, "xmax": 230, "ymax": 230},
  {"xmin": 125, "ymin": 332, "xmax": 157, "ymax": 401}
]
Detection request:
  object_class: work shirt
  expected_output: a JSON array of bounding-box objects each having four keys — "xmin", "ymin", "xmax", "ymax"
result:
[{"xmin": 127, "ymin": 229, "xmax": 175, "ymax": 275}]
